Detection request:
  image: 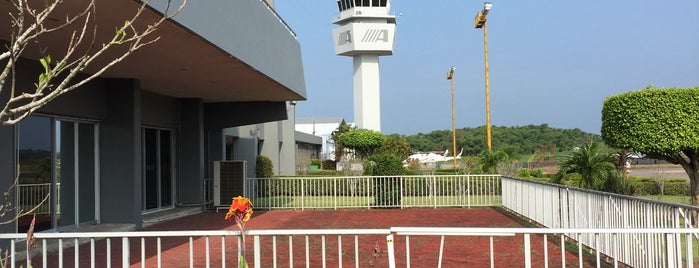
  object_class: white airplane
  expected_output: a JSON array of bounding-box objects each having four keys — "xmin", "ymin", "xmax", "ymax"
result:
[{"xmin": 404, "ymin": 148, "xmax": 463, "ymax": 165}]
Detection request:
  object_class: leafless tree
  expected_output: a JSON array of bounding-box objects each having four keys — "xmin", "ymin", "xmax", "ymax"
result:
[{"xmin": 0, "ymin": 0, "xmax": 186, "ymax": 125}]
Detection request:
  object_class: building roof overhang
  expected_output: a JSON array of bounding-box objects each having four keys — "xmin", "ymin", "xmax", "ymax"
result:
[{"xmin": 0, "ymin": 0, "xmax": 306, "ymax": 103}]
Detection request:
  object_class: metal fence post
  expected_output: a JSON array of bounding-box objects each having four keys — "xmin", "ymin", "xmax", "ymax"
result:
[
  {"xmin": 386, "ymin": 234, "xmax": 396, "ymax": 268},
  {"xmin": 122, "ymin": 237, "xmax": 129, "ymax": 268}
]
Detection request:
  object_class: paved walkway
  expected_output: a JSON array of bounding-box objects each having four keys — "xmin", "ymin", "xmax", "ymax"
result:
[{"xmin": 20, "ymin": 208, "xmax": 595, "ymax": 267}]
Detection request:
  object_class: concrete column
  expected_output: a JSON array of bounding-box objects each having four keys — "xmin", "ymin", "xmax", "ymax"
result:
[
  {"xmin": 100, "ymin": 79, "xmax": 142, "ymax": 228},
  {"xmin": 353, "ymin": 54, "xmax": 381, "ymax": 131},
  {"xmin": 177, "ymin": 99, "xmax": 206, "ymax": 205}
]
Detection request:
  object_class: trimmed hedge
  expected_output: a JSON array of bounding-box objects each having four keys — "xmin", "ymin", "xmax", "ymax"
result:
[{"xmin": 631, "ymin": 179, "xmax": 688, "ymax": 196}]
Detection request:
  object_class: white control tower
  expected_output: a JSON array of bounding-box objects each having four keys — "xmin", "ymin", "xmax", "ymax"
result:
[{"xmin": 332, "ymin": 0, "xmax": 396, "ymax": 132}]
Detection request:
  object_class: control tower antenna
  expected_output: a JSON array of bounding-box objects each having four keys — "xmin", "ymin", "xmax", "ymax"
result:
[{"xmin": 332, "ymin": 0, "xmax": 396, "ymax": 132}]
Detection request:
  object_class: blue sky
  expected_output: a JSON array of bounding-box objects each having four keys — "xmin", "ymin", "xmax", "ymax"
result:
[{"xmin": 276, "ymin": 1, "xmax": 699, "ymax": 135}]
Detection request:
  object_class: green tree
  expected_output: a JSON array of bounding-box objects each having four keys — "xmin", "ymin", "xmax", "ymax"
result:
[
  {"xmin": 337, "ymin": 129, "xmax": 386, "ymax": 159},
  {"xmin": 377, "ymin": 134, "xmax": 411, "ymax": 159},
  {"xmin": 602, "ymin": 86, "xmax": 699, "ymax": 204},
  {"xmin": 554, "ymin": 143, "xmax": 615, "ymax": 189}
]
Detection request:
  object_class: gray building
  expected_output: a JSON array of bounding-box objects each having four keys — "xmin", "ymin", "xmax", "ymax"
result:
[{"xmin": 0, "ymin": 0, "xmax": 305, "ymax": 233}]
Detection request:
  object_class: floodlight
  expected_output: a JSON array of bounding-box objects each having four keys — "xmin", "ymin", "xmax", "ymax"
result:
[
  {"xmin": 484, "ymin": 2, "xmax": 492, "ymax": 11},
  {"xmin": 446, "ymin": 66, "xmax": 455, "ymax": 80}
]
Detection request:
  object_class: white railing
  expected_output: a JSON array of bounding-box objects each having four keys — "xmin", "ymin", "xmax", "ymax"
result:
[
  {"xmin": 17, "ymin": 183, "xmax": 56, "ymax": 214},
  {"xmin": 246, "ymin": 175, "xmax": 502, "ymax": 210},
  {"xmin": 10, "ymin": 176, "xmax": 699, "ymax": 267},
  {"xmin": 392, "ymin": 227, "xmax": 698, "ymax": 268},
  {"xmin": 502, "ymin": 176, "xmax": 699, "ymax": 268},
  {"xmin": 2, "ymin": 227, "xmax": 696, "ymax": 268}
]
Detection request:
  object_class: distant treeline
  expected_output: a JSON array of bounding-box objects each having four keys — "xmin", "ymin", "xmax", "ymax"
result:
[{"xmin": 401, "ymin": 124, "xmax": 601, "ymax": 156}]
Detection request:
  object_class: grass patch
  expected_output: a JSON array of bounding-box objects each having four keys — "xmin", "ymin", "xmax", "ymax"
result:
[{"xmin": 639, "ymin": 195, "xmax": 692, "ymax": 205}]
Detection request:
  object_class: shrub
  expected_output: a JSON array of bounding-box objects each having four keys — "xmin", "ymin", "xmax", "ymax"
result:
[
  {"xmin": 364, "ymin": 154, "xmax": 405, "ymax": 207},
  {"xmin": 310, "ymin": 158, "xmax": 321, "ymax": 167},
  {"xmin": 364, "ymin": 154, "xmax": 405, "ymax": 176},
  {"xmin": 599, "ymin": 170, "xmax": 634, "ymax": 195},
  {"xmin": 518, "ymin": 169, "xmax": 532, "ymax": 178},
  {"xmin": 530, "ymin": 169, "xmax": 544, "ymax": 178},
  {"xmin": 256, "ymin": 155, "xmax": 274, "ymax": 178},
  {"xmin": 322, "ymin": 160, "xmax": 336, "ymax": 170}
]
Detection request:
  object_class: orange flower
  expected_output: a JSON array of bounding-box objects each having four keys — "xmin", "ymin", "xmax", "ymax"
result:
[{"xmin": 225, "ymin": 196, "xmax": 253, "ymax": 222}]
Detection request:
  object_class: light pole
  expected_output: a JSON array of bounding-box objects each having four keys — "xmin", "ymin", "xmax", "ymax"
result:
[
  {"xmin": 446, "ymin": 66, "xmax": 457, "ymax": 170},
  {"xmin": 474, "ymin": 2, "xmax": 492, "ymax": 150}
]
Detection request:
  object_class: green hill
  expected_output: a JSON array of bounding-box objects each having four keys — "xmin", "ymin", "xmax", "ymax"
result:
[{"xmin": 403, "ymin": 124, "xmax": 600, "ymax": 157}]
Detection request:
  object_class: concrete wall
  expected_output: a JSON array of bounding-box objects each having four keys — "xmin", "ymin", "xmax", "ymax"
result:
[
  {"xmin": 278, "ymin": 104, "xmax": 296, "ymax": 175},
  {"xmin": 220, "ymin": 102, "xmax": 298, "ymax": 177}
]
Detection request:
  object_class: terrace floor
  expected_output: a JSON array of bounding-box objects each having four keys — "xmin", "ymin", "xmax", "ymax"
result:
[{"xmin": 26, "ymin": 208, "xmax": 598, "ymax": 267}]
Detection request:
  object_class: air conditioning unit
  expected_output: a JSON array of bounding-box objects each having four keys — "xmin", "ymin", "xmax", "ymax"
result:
[{"xmin": 213, "ymin": 160, "xmax": 247, "ymax": 207}]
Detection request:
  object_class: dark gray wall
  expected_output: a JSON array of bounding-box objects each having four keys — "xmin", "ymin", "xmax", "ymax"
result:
[
  {"xmin": 0, "ymin": 125, "xmax": 16, "ymax": 234},
  {"xmin": 39, "ymin": 78, "xmax": 109, "ymax": 120},
  {"xmin": 100, "ymin": 79, "xmax": 142, "ymax": 227},
  {"xmin": 204, "ymin": 101, "xmax": 287, "ymax": 130},
  {"xmin": 177, "ymin": 99, "xmax": 205, "ymax": 205},
  {"xmin": 0, "ymin": 58, "xmax": 15, "ymax": 234},
  {"xmin": 206, "ymin": 129, "xmax": 224, "ymax": 180},
  {"xmin": 142, "ymin": 91, "xmax": 179, "ymax": 128}
]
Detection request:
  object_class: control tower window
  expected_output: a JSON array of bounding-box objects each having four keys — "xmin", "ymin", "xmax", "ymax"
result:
[
  {"xmin": 372, "ymin": 0, "xmax": 379, "ymax": 7},
  {"xmin": 362, "ymin": 0, "xmax": 370, "ymax": 7},
  {"xmin": 337, "ymin": 0, "xmax": 356, "ymax": 11}
]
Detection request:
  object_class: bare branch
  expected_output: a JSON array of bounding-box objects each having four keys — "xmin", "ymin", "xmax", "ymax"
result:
[
  {"xmin": 0, "ymin": 0, "xmax": 187, "ymax": 124},
  {"xmin": 0, "ymin": 166, "xmax": 50, "ymax": 226}
]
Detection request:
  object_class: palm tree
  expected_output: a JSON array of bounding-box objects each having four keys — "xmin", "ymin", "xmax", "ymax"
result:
[
  {"xmin": 331, "ymin": 122, "xmax": 353, "ymax": 161},
  {"xmin": 555, "ymin": 142, "xmax": 616, "ymax": 189},
  {"xmin": 479, "ymin": 149, "xmax": 509, "ymax": 173}
]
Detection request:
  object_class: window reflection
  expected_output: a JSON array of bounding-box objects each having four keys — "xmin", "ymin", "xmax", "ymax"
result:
[
  {"xmin": 17, "ymin": 116, "xmax": 97, "ymax": 232},
  {"xmin": 18, "ymin": 116, "xmax": 52, "ymax": 232}
]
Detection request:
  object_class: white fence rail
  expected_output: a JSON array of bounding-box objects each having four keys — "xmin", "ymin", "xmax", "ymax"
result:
[
  {"xmin": 245, "ymin": 175, "xmax": 501, "ymax": 210},
  {"xmin": 502, "ymin": 176, "xmax": 699, "ymax": 268},
  {"xmin": 2, "ymin": 227, "xmax": 697, "ymax": 268},
  {"xmin": 17, "ymin": 183, "xmax": 55, "ymax": 214},
  {"xmin": 11, "ymin": 176, "xmax": 699, "ymax": 267}
]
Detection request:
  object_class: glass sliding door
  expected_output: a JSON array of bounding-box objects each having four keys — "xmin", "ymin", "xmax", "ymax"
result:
[
  {"xmin": 57, "ymin": 120, "xmax": 76, "ymax": 227},
  {"xmin": 78, "ymin": 123, "xmax": 96, "ymax": 224},
  {"xmin": 159, "ymin": 133, "xmax": 172, "ymax": 207},
  {"xmin": 57, "ymin": 120, "xmax": 97, "ymax": 228},
  {"xmin": 18, "ymin": 116, "xmax": 98, "ymax": 232},
  {"xmin": 17, "ymin": 117, "xmax": 53, "ymax": 232},
  {"xmin": 142, "ymin": 128, "xmax": 174, "ymax": 212}
]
